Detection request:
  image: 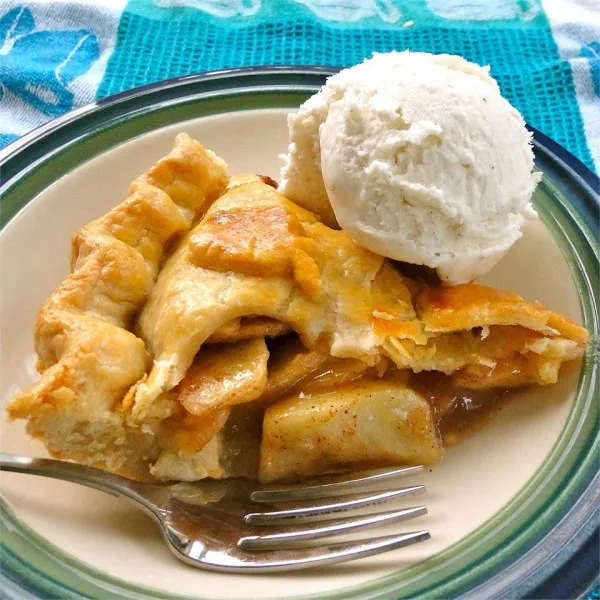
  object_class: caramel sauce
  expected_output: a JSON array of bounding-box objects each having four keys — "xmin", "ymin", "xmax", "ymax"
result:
[{"xmin": 409, "ymin": 371, "xmax": 512, "ymax": 447}]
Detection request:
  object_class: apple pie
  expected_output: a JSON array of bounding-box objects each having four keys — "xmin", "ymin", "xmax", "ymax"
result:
[{"xmin": 7, "ymin": 134, "xmax": 589, "ymax": 483}]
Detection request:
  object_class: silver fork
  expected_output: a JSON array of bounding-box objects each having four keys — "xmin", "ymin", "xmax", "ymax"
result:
[{"xmin": 0, "ymin": 453, "xmax": 429, "ymax": 572}]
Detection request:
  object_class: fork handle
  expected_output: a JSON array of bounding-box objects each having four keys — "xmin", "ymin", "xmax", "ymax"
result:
[{"xmin": 0, "ymin": 453, "xmax": 146, "ymax": 503}]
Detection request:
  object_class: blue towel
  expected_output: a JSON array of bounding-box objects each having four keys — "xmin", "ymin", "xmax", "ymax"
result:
[{"xmin": 0, "ymin": 0, "xmax": 598, "ymax": 173}]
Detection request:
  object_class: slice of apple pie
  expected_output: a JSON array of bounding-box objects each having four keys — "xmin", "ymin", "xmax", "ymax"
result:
[{"xmin": 7, "ymin": 135, "xmax": 588, "ymax": 483}]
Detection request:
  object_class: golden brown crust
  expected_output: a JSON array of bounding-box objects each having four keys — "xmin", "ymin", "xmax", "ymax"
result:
[
  {"xmin": 390, "ymin": 283, "xmax": 590, "ymax": 385},
  {"xmin": 417, "ymin": 284, "xmax": 589, "ymax": 344},
  {"xmin": 7, "ymin": 134, "xmax": 229, "ymax": 477},
  {"xmin": 190, "ymin": 204, "xmax": 311, "ymax": 279},
  {"xmin": 134, "ymin": 179, "xmax": 397, "ymax": 413}
]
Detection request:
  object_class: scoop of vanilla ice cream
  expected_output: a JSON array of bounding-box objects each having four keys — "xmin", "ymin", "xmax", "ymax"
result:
[{"xmin": 279, "ymin": 51, "xmax": 540, "ymax": 284}]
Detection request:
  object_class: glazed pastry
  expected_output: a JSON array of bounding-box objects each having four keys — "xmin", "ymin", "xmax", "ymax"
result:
[{"xmin": 7, "ymin": 136, "xmax": 588, "ymax": 483}]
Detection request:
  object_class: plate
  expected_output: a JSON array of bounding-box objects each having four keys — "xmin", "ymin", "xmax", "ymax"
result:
[{"xmin": 0, "ymin": 67, "xmax": 598, "ymax": 600}]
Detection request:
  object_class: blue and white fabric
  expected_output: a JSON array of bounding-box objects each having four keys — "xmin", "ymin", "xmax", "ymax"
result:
[
  {"xmin": 0, "ymin": 0, "xmax": 124, "ymax": 147},
  {"xmin": 0, "ymin": 0, "xmax": 598, "ymax": 172}
]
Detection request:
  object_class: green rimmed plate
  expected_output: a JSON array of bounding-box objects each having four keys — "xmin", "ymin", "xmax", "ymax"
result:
[{"xmin": 0, "ymin": 67, "xmax": 598, "ymax": 600}]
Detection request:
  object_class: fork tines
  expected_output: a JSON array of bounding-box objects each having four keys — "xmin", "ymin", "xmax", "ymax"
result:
[{"xmin": 239, "ymin": 466, "xmax": 429, "ymax": 558}]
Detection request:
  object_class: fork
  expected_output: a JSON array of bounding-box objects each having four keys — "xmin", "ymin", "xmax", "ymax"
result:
[{"xmin": 0, "ymin": 453, "xmax": 429, "ymax": 572}]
